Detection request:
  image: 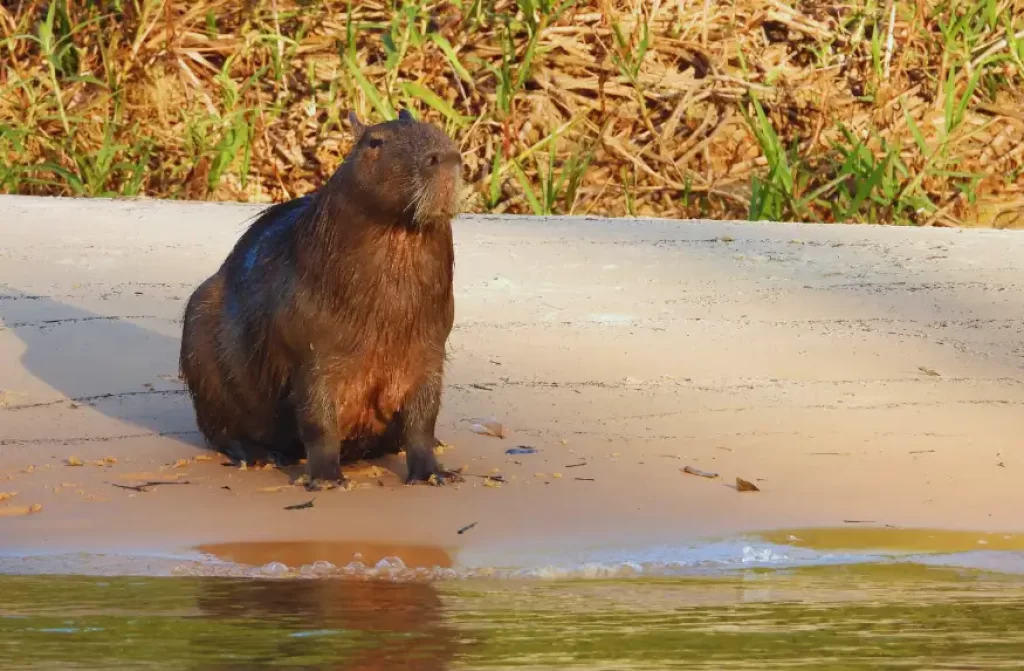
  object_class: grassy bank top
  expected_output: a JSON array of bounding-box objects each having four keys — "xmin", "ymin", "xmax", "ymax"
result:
[{"xmin": 1, "ymin": 0, "xmax": 1022, "ymax": 227}]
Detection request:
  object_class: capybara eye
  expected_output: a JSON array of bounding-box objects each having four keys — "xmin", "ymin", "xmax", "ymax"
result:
[{"xmin": 368, "ymin": 137, "xmax": 384, "ymax": 149}]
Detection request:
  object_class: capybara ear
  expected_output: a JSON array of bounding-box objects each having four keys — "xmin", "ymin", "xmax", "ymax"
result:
[
  {"xmin": 398, "ymin": 108, "xmax": 414, "ymax": 122},
  {"xmin": 348, "ymin": 111, "xmax": 366, "ymax": 141}
]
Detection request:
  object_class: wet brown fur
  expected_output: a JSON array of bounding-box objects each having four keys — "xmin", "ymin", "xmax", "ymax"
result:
[{"xmin": 179, "ymin": 109, "xmax": 462, "ymax": 489}]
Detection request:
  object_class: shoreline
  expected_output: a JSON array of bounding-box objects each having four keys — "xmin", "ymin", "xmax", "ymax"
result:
[{"xmin": 2, "ymin": 196, "xmax": 1023, "ymax": 577}]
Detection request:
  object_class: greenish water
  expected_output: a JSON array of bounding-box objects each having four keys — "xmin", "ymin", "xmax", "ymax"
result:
[{"xmin": 3, "ymin": 563, "xmax": 1024, "ymax": 670}]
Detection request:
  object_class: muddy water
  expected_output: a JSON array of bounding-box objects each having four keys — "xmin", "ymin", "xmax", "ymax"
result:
[{"xmin": 2, "ymin": 529, "xmax": 1024, "ymax": 669}]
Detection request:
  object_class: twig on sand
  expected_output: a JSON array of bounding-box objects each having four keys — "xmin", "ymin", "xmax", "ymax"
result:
[
  {"xmin": 457, "ymin": 521, "xmax": 478, "ymax": 535},
  {"xmin": 111, "ymin": 480, "xmax": 192, "ymax": 492},
  {"xmin": 461, "ymin": 473, "xmax": 506, "ymax": 483}
]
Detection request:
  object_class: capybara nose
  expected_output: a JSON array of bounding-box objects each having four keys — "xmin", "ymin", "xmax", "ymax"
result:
[{"xmin": 425, "ymin": 151, "xmax": 461, "ymax": 170}]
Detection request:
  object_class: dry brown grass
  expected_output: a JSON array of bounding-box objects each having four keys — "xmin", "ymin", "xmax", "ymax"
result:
[{"xmin": 1, "ymin": 0, "xmax": 1022, "ymax": 226}]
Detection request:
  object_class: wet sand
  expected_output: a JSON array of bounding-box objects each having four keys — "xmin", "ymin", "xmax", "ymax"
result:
[{"xmin": 1, "ymin": 195, "xmax": 1023, "ymax": 571}]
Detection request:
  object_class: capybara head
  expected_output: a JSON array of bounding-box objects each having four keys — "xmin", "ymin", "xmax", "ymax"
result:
[{"xmin": 337, "ymin": 109, "xmax": 463, "ymax": 229}]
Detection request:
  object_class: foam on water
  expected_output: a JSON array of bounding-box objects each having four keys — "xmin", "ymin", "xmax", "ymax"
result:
[{"xmin": 3, "ymin": 535, "xmax": 1023, "ymax": 580}]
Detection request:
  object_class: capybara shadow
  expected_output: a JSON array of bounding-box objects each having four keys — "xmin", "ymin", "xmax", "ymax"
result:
[
  {"xmin": 1, "ymin": 291, "xmax": 201, "ymax": 445},
  {"xmin": 193, "ymin": 577, "xmax": 459, "ymax": 671},
  {"xmin": 178, "ymin": 109, "xmax": 464, "ymax": 491}
]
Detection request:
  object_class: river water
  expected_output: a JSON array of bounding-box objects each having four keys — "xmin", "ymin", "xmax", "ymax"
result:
[{"xmin": 3, "ymin": 528, "xmax": 1024, "ymax": 669}]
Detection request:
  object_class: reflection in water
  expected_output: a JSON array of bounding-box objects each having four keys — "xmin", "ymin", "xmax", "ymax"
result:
[{"xmin": 194, "ymin": 578, "xmax": 458, "ymax": 670}]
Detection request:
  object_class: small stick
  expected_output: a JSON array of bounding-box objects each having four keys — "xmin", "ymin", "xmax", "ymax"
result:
[
  {"xmin": 457, "ymin": 521, "xmax": 478, "ymax": 535},
  {"xmin": 575, "ymin": 477, "xmax": 595, "ymax": 482},
  {"xmin": 111, "ymin": 480, "xmax": 192, "ymax": 492},
  {"xmin": 565, "ymin": 462, "xmax": 587, "ymax": 468},
  {"xmin": 285, "ymin": 498, "xmax": 315, "ymax": 510},
  {"xmin": 462, "ymin": 473, "xmax": 506, "ymax": 483}
]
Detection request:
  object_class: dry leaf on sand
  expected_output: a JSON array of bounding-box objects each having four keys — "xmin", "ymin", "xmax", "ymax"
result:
[
  {"xmin": 736, "ymin": 477, "xmax": 760, "ymax": 492},
  {"xmin": 0, "ymin": 504, "xmax": 42, "ymax": 517},
  {"xmin": 469, "ymin": 417, "xmax": 504, "ymax": 438}
]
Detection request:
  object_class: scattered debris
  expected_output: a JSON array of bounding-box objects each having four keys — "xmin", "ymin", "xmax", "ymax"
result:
[
  {"xmin": 0, "ymin": 492, "xmax": 16, "ymax": 502},
  {"xmin": 92, "ymin": 457, "xmax": 118, "ymax": 467},
  {"xmin": 221, "ymin": 485, "xmax": 232, "ymax": 491},
  {"xmin": 435, "ymin": 469, "xmax": 466, "ymax": 484},
  {"xmin": 170, "ymin": 458, "xmax": 192, "ymax": 468},
  {"xmin": 682, "ymin": 466, "xmax": 719, "ymax": 479},
  {"xmin": 64, "ymin": 457, "xmax": 84, "ymax": 467},
  {"xmin": 347, "ymin": 464, "xmax": 388, "ymax": 479},
  {"xmin": 259, "ymin": 485, "xmax": 293, "ymax": 493},
  {"xmin": 506, "ymin": 446, "xmax": 537, "ymax": 455},
  {"xmin": 552, "ymin": 472, "xmax": 563, "ymax": 479},
  {"xmin": 909, "ymin": 449, "xmax": 936, "ymax": 455},
  {"xmin": 843, "ymin": 519, "xmax": 876, "ymax": 524},
  {"xmin": 575, "ymin": 477, "xmax": 595, "ymax": 482},
  {"xmin": 469, "ymin": 417, "xmax": 504, "ymax": 438},
  {"xmin": 482, "ymin": 477, "xmax": 502, "ymax": 488},
  {"xmin": 194, "ymin": 454, "xmax": 214, "ymax": 462},
  {"xmin": 457, "ymin": 521, "xmax": 478, "ymax": 535},
  {"xmin": 736, "ymin": 477, "xmax": 760, "ymax": 492},
  {"xmin": 284, "ymin": 498, "xmax": 316, "ymax": 510},
  {"xmin": 918, "ymin": 366, "xmax": 941, "ymax": 377},
  {"xmin": 565, "ymin": 461, "xmax": 587, "ymax": 468}
]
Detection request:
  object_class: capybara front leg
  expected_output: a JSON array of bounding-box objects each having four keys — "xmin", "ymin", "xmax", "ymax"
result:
[
  {"xmin": 293, "ymin": 371, "xmax": 345, "ymax": 491},
  {"xmin": 402, "ymin": 371, "xmax": 447, "ymax": 486}
]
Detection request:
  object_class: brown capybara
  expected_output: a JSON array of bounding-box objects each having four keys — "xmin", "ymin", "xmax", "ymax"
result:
[{"xmin": 179, "ymin": 109, "xmax": 462, "ymax": 490}]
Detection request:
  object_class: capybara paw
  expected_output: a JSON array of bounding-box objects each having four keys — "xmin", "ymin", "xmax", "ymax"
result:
[
  {"xmin": 404, "ymin": 453, "xmax": 447, "ymax": 486},
  {"xmin": 305, "ymin": 477, "xmax": 346, "ymax": 492},
  {"xmin": 405, "ymin": 469, "xmax": 448, "ymax": 486}
]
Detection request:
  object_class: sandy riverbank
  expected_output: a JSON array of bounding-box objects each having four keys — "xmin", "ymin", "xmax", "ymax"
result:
[{"xmin": 1, "ymin": 195, "xmax": 1022, "ymax": 572}]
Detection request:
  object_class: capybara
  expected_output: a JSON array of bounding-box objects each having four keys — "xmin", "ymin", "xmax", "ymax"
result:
[{"xmin": 179, "ymin": 109, "xmax": 461, "ymax": 490}]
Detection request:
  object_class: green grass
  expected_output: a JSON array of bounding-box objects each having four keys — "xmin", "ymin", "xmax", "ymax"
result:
[{"xmin": 0, "ymin": 0, "xmax": 1021, "ymax": 226}]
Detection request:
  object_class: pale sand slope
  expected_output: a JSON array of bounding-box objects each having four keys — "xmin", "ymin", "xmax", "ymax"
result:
[{"xmin": 1, "ymin": 194, "xmax": 1022, "ymax": 566}]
